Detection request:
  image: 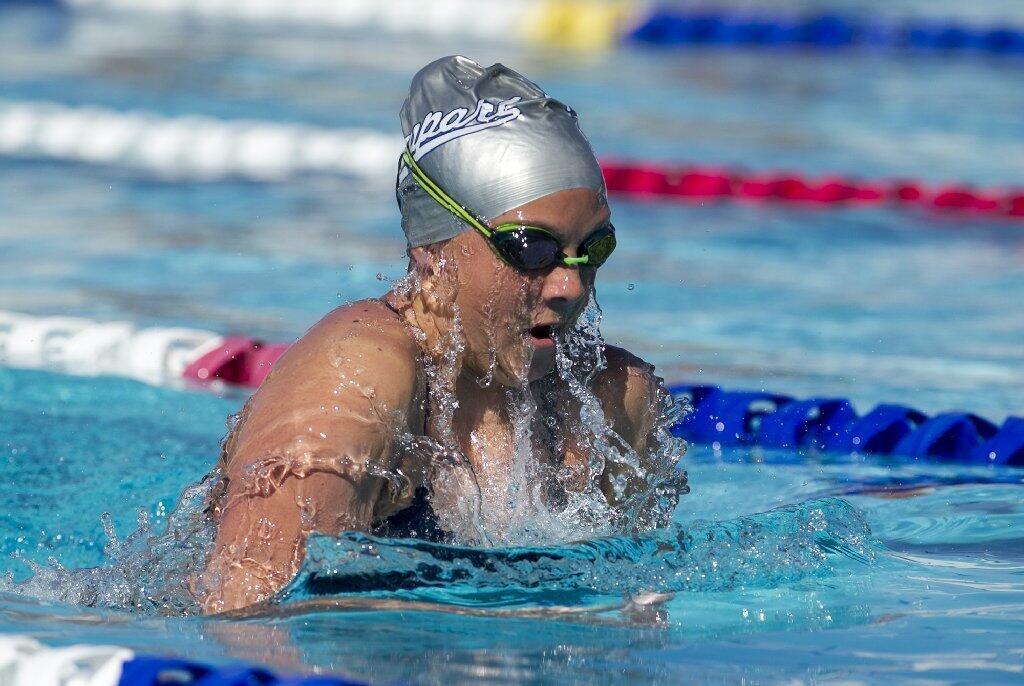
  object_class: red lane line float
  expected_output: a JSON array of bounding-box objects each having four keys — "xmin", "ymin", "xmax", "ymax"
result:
[
  {"xmin": 183, "ymin": 336, "xmax": 289, "ymax": 387},
  {"xmin": 600, "ymin": 160, "xmax": 1024, "ymax": 220}
]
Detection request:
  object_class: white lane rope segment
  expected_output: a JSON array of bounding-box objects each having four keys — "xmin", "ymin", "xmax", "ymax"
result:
[
  {"xmin": 0, "ymin": 100, "xmax": 401, "ymax": 182},
  {"xmin": 63, "ymin": 0, "xmax": 535, "ymax": 40}
]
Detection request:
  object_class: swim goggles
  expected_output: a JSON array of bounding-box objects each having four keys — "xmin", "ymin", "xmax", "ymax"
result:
[{"xmin": 401, "ymin": 149, "xmax": 616, "ymax": 272}]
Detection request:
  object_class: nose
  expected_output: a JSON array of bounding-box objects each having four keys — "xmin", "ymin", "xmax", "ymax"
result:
[{"xmin": 540, "ymin": 264, "xmax": 587, "ymax": 314}]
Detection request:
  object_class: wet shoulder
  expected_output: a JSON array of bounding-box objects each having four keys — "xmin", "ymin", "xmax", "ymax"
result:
[
  {"xmin": 591, "ymin": 346, "xmax": 662, "ymax": 452},
  {"xmin": 218, "ymin": 299, "xmax": 424, "ymax": 479},
  {"xmin": 593, "ymin": 345, "xmax": 658, "ymax": 396},
  {"xmin": 258, "ymin": 299, "xmax": 422, "ymax": 414},
  {"xmin": 309, "ymin": 299, "xmax": 418, "ymax": 361}
]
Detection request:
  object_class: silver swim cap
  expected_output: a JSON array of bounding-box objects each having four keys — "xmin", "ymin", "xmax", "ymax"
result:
[{"xmin": 397, "ymin": 55, "xmax": 606, "ymax": 248}]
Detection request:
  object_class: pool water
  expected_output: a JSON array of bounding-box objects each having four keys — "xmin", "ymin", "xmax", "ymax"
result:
[{"xmin": 2, "ymin": 2, "xmax": 1024, "ymax": 683}]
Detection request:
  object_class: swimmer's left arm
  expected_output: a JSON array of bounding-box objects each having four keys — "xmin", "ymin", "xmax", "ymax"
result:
[
  {"xmin": 592, "ymin": 346, "xmax": 663, "ymax": 455},
  {"xmin": 591, "ymin": 346, "xmax": 686, "ymax": 506},
  {"xmin": 592, "ymin": 348, "xmax": 685, "ymax": 611}
]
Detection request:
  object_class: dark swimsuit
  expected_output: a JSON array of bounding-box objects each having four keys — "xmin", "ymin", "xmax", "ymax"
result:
[{"xmin": 372, "ymin": 486, "xmax": 449, "ymax": 542}]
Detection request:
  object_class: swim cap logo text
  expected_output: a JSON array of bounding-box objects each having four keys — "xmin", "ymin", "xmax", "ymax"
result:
[{"xmin": 405, "ymin": 97, "xmax": 523, "ymax": 161}]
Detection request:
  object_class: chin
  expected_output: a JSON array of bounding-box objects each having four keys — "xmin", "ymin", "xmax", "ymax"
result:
[
  {"xmin": 491, "ymin": 348, "xmax": 543, "ymax": 387},
  {"xmin": 526, "ymin": 354, "xmax": 557, "ymax": 382},
  {"xmin": 527, "ymin": 368, "xmax": 555, "ymax": 383}
]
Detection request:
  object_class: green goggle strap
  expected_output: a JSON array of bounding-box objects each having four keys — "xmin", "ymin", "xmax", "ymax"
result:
[
  {"xmin": 402, "ymin": 150, "xmax": 590, "ymax": 267},
  {"xmin": 402, "ymin": 150, "xmax": 492, "ymax": 237}
]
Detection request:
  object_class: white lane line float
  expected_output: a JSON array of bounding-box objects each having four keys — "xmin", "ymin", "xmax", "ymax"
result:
[{"xmin": 0, "ymin": 101, "xmax": 401, "ymax": 181}]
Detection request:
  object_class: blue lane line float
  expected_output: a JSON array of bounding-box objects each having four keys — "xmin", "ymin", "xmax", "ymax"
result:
[
  {"xmin": 629, "ymin": 9, "xmax": 1024, "ymax": 55},
  {"xmin": 0, "ymin": 636, "xmax": 369, "ymax": 686},
  {"xmin": 669, "ymin": 384, "xmax": 1024, "ymax": 466},
  {"xmin": 0, "ymin": 0, "xmax": 66, "ymax": 6},
  {"xmin": 119, "ymin": 656, "xmax": 367, "ymax": 686}
]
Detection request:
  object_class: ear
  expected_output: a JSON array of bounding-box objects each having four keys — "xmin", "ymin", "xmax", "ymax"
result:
[
  {"xmin": 407, "ymin": 244, "xmax": 453, "ymax": 315},
  {"xmin": 408, "ymin": 246, "xmax": 432, "ymax": 272}
]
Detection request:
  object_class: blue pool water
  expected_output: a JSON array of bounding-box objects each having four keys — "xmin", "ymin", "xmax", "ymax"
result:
[{"xmin": 2, "ymin": 2, "xmax": 1024, "ymax": 683}]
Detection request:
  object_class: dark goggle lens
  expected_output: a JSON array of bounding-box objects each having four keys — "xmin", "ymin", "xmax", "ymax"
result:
[
  {"xmin": 581, "ymin": 226, "xmax": 616, "ymax": 267},
  {"xmin": 492, "ymin": 230, "xmax": 561, "ymax": 270}
]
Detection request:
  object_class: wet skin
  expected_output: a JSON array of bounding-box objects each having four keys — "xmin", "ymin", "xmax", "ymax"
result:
[{"xmin": 201, "ymin": 188, "xmax": 674, "ymax": 614}]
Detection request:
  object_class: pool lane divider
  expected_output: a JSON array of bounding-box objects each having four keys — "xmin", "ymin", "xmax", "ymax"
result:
[
  {"xmin": 2, "ymin": 310, "xmax": 1022, "ymax": 466},
  {"xmin": 601, "ymin": 161, "xmax": 1024, "ymax": 220},
  {"xmin": 0, "ymin": 101, "xmax": 399, "ymax": 182},
  {"xmin": 629, "ymin": 8, "xmax": 1024, "ymax": 55},
  {"xmin": 4, "ymin": 101, "xmax": 1024, "ymax": 223},
  {"xmin": 28, "ymin": 0, "xmax": 1024, "ymax": 56},
  {"xmin": 0, "ymin": 635, "xmax": 366, "ymax": 686},
  {"xmin": 56, "ymin": 0, "xmax": 624, "ymax": 48},
  {"xmin": 668, "ymin": 385, "xmax": 1023, "ymax": 467},
  {"xmin": 24, "ymin": 0, "xmax": 631, "ymax": 49}
]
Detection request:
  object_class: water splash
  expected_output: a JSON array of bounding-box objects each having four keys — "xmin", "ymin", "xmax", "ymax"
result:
[
  {"xmin": 1, "ymin": 474, "xmax": 220, "ymax": 615},
  {"xmin": 474, "ymin": 261, "xmax": 502, "ymax": 389},
  {"xmin": 522, "ymin": 294, "xmax": 690, "ymax": 540}
]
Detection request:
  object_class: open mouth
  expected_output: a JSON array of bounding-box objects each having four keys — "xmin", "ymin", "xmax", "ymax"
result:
[{"xmin": 529, "ymin": 324, "xmax": 556, "ymax": 343}]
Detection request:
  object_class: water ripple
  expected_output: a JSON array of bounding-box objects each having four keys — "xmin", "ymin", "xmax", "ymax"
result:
[{"xmin": 277, "ymin": 497, "xmax": 876, "ymax": 609}]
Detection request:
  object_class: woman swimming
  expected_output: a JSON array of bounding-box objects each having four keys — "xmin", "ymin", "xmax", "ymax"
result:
[{"xmin": 199, "ymin": 56, "xmax": 689, "ymax": 614}]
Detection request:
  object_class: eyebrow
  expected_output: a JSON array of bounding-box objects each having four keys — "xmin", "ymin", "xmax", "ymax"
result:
[{"xmin": 579, "ymin": 220, "xmax": 613, "ymax": 242}]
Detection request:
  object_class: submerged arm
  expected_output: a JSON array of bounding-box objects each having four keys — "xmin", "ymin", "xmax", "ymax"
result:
[{"xmin": 199, "ymin": 305, "xmax": 419, "ymax": 614}]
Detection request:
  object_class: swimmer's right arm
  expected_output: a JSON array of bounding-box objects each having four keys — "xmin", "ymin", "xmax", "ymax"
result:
[{"xmin": 199, "ymin": 305, "xmax": 419, "ymax": 614}]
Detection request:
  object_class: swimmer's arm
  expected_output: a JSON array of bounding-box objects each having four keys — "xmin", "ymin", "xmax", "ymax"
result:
[
  {"xmin": 200, "ymin": 306, "xmax": 419, "ymax": 614},
  {"xmin": 593, "ymin": 347, "xmax": 661, "ymax": 453},
  {"xmin": 591, "ymin": 346, "xmax": 682, "ymax": 501},
  {"xmin": 592, "ymin": 349, "xmax": 684, "ymax": 612}
]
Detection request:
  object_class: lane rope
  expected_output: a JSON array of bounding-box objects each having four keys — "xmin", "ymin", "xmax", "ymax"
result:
[
  {"xmin": 21, "ymin": 0, "xmax": 1024, "ymax": 56},
  {"xmin": 669, "ymin": 384, "xmax": 1023, "ymax": 467},
  {"xmin": 0, "ymin": 100, "xmax": 398, "ymax": 181},
  {"xmin": 0, "ymin": 635, "xmax": 132, "ymax": 686},
  {"xmin": 0, "ymin": 310, "xmax": 225, "ymax": 386},
  {"xmin": 629, "ymin": 8, "xmax": 1024, "ymax": 55},
  {"xmin": 526, "ymin": 0, "xmax": 630, "ymax": 50},
  {"xmin": 0, "ymin": 635, "xmax": 367, "ymax": 686},
  {"xmin": 35, "ymin": 0, "xmax": 631, "ymax": 49},
  {"xmin": 2, "ymin": 311, "xmax": 1021, "ymax": 465},
  {"xmin": 4, "ymin": 101, "xmax": 1023, "ymax": 221},
  {"xmin": 62, "ymin": 0, "xmax": 537, "ymax": 42},
  {"xmin": 601, "ymin": 160, "xmax": 1024, "ymax": 221}
]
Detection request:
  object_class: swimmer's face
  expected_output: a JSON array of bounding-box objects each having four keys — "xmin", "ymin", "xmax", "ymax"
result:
[{"xmin": 448, "ymin": 188, "xmax": 610, "ymax": 386}]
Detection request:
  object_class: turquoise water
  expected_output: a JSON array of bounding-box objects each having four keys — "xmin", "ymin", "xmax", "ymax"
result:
[{"xmin": 2, "ymin": 2, "xmax": 1024, "ymax": 683}]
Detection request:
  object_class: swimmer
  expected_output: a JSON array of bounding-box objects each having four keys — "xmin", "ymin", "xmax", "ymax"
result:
[{"xmin": 199, "ymin": 56, "xmax": 688, "ymax": 614}]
